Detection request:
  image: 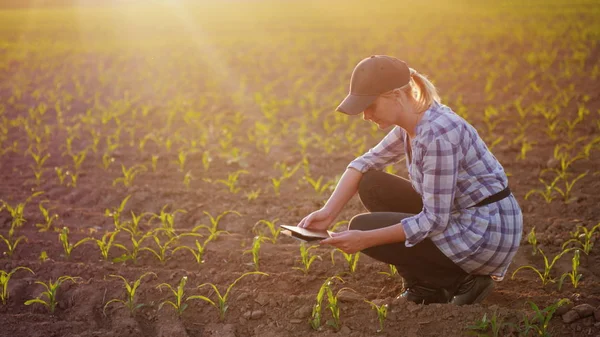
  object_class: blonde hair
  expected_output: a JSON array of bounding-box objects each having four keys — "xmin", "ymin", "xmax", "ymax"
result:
[{"xmin": 381, "ymin": 68, "xmax": 440, "ymax": 113}]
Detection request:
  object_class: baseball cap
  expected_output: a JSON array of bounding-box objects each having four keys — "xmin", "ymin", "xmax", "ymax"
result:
[{"xmin": 336, "ymin": 55, "xmax": 411, "ymax": 115}]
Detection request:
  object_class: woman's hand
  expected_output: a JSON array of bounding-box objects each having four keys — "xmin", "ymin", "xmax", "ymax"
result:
[
  {"xmin": 297, "ymin": 208, "xmax": 335, "ymax": 231},
  {"xmin": 319, "ymin": 230, "xmax": 371, "ymax": 254}
]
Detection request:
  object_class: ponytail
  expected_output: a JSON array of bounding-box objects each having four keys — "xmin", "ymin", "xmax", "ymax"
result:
[{"xmin": 408, "ymin": 68, "xmax": 440, "ymax": 111}]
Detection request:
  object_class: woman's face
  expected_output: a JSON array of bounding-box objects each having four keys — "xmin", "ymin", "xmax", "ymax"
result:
[{"xmin": 363, "ymin": 94, "xmax": 403, "ymax": 129}]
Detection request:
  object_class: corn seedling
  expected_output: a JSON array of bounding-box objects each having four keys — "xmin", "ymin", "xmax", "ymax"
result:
[
  {"xmin": 309, "ymin": 276, "xmax": 344, "ymax": 331},
  {"xmin": 552, "ymin": 171, "xmax": 588, "ymax": 203},
  {"xmin": 39, "ymin": 251, "xmax": 48, "ymax": 262},
  {"xmin": 243, "ymin": 235, "xmax": 268, "ymax": 271},
  {"xmin": 176, "ymin": 150, "xmax": 187, "ymax": 172},
  {"xmin": 151, "ymin": 154, "xmax": 159, "ymax": 172},
  {"xmin": 378, "ymin": 264, "xmax": 399, "ymax": 279},
  {"xmin": 364, "ymin": 300, "xmax": 388, "ymax": 333},
  {"xmin": 102, "ymin": 153, "xmax": 115, "ymax": 170},
  {"xmin": 511, "ymin": 247, "xmax": 574, "ymax": 285},
  {"xmin": 142, "ymin": 232, "xmax": 201, "ymax": 264},
  {"xmin": 466, "ymin": 310, "xmax": 508, "ymax": 337},
  {"xmin": 172, "ymin": 236, "xmax": 213, "ymax": 264},
  {"xmin": 245, "ymin": 188, "xmax": 260, "ymax": 201},
  {"xmin": 516, "ymin": 139, "xmax": 535, "ymax": 160},
  {"xmin": 561, "ymin": 223, "xmax": 600, "ymax": 254},
  {"xmin": 93, "ymin": 230, "xmax": 123, "ymax": 261},
  {"xmin": 292, "ymin": 243, "xmax": 321, "ymax": 275},
  {"xmin": 331, "ymin": 248, "xmax": 360, "ymax": 273},
  {"xmin": 252, "ymin": 218, "xmax": 281, "ymax": 243},
  {"xmin": 70, "ymin": 148, "xmax": 87, "ymax": 173},
  {"xmin": 35, "ymin": 200, "xmax": 59, "ymax": 232},
  {"xmin": 519, "ymin": 298, "xmax": 570, "ymax": 337},
  {"xmin": 103, "ymin": 272, "xmax": 157, "ymax": 316},
  {"xmin": 25, "ymin": 276, "xmax": 80, "ymax": 313},
  {"xmin": 0, "ymin": 191, "xmax": 43, "ymax": 228},
  {"xmin": 270, "ymin": 177, "xmax": 284, "ymax": 196},
  {"xmin": 330, "ymin": 220, "xmax": 349, "ymax": 232},
  {"xmin": 157, "ymin": 275, "xmax": 197, "ymax": 316},
  {"xmin": 1, "ymin": 266, "xmax": 34, "ymax": 304},
  {"xmin": 202, "ymin": 151, "xmax": 212, "ymax": 171},
  {"xmin": 148, "ymin": 205, "xmax": 187, "ymax": 238},
  {"xmin": 527, "ymin": 227, "xmax": 538, "ymax": 256},
  {"xmin": 192, "ymin": 210, "xmax": 240, "ymax": 238},
  {"xmin": 193, "ymin": 271, "xmax": 268, "ymax": 321},
  {"xmin": 183, "ymin": 170, "xmax": 193, "ymax": 188},
  {"xmin": 304, "ymin": 175, "xmax": 334, "ymax": 195},
  {"xmin": 214, "ymin": 169, "xmax": 248, "ymax": 193},
  {"xmin": 325, "ymin": 281, "xmax": 355, "ymax": 331},
  {"xmin": 113, "ymin": 229, "xmax": 155, "ymax": 263},
  {"xmin": 524, "ymin": 176, "xmax": 560, "ymax": 203},
  {"xmin": 59, "ymin": 227, "xmax": 93, "ymax": 259},
  {"xmin": 104, "ymin": 195, "xmax": 132, "ymax": 229},
  {"xmin": 558, "ymin": 249, "xmax": 582, "ymax": 291},
  {"xmin": 0, "ymin": 230, "xmax": 27, "ymax": 257},
  {"xmin": 54, "ymin": 166, "xmax": 69, "ymax": 185},
  {"xmin": 113, "ymin": 164, "xmax": 147, "ymax": 187}
]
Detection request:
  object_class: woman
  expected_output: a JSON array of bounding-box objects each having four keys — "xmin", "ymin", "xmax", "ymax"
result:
[{"xmin": 297, "ymin": 55, "xmax": 523, "ymax": 305}]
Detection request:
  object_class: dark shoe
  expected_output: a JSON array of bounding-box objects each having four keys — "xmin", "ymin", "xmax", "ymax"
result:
[
  {"xmin": 397, "ymin": 284, "xmax": 452, "ymax": 305},
  {"xmin": 450, "ymin": 275, "xmax": 494, "ymax": 305}
]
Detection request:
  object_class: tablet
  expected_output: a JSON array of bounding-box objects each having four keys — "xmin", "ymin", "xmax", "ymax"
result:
[{"xmin": 280, "ymin": 225, "xmax": 332, "ymax": 242}]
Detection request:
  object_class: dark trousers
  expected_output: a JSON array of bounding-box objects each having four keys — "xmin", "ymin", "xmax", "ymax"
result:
[{"xmin": 350, "ymin": 170, "xmax": 468, "ymax": 290}]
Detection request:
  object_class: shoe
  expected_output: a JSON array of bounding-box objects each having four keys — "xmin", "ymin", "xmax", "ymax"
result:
[
  {"xmin": 397, "ymin": 284, "xmax": 452, "ymax": 305},
  {"xmin": 450, "ymin": 275, "xmax": 494, "ymax": 305}
]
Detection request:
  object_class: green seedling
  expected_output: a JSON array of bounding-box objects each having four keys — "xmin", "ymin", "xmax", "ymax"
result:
[
  {"xmin": 0, "ymin": 231, "xmax": 27, "ymax": 257},
  {"xmin": 516, "ymin": 139, "xmax": 535, "ymax": 160},
  {"xmin": 292, "ymin": 243, "xmax": 321, "ymax": 275},
  {"xmin": 151, "ymin": 154, "xmax": 159, "ymax": 172},
  {"xmin": 25, "ymin": 276, "xmax": 80, "ymax": 313},
  {"xmin": 304, "ymin": 175, "xmax": 334, "ymax": 195},
  {"xmin": 193, "ymin": 271, "xmax": 268, "ymax": 321},
  {"xmin": 202, "ymin": 151, "xmax": 211, "ymax": 171},
  {"xmin": 176, "ymin": 150, "xmax": 187, "ymax": 172},
  {"xmin": 39, "ymin": 251, "xmax": 48, "ymax": 262},
  {"xmin": 524, "ymin": 176, "xmax": 560, "ymax": 203},
  {"xmin": 466, "ymin": 310, "xmax": 507, "ymax": 337},
  {"xmin": 553, "ymin": 171, "xmax": 588, "ymax": 203},
  {"xmin": 113, "ymin": 229, "xmax": 155, "ymax": 264},
  {"xmin": 104, "ymin": 195, "xmax": 132, "ymax": 229},
  {"xmin": 141, "ymin": 232, "xmax": 202, "ymax": 264},
  {"xmin": 157, "ymin": 275, "xmax": 197, "ymax": 316},
  {"xmin": 309, "ymin": 276, "xmax": 345, "ymax": 331},
  {"xmin": 192, "ymin": 210, "xmax": 240, "ymax": 238},
  {"xmin": 520, "ymin": 298, "xmax": 570, "ymax": 337},
  {"xmin": 102, "ymin": 153, "xmax": 115, "ymax": 170},
  {"xmin": 0, "ymin": 191, "xmax": 43, "ymax": 228},
  {"xmin": 561, "ymin": 223, "xmax": 600, "ymax": 254},
  {"xmin": 364, "ymin": 300, "xmax": 388, "ymax": 333},
  {"xmin": 214, "ymin": 170, "xmax": 248, "ymax": 193},
  {"xmin": 330, "ymin": 220, "xmax": 349, "ymax": 232},
  {"xmin": 511, "ymin": 247, "xmax": 574, "ymax": 285},
  {"xmin": 93, "ymin": 230, "xmax": 123, "ymax": 261},
  {"xmin": 113, "ymin": 164, "xmax": 147, "ymax": 187},
  {"xmin": 148, "ymin": 205, "xmax": 187, "ymax": 238},
  {"xmin": 378, "ymin": 264, "xmax": 399, "ymax": 279},
  {"xmin": 183, "ymin": 170, "xmax": 193, "ymax": 188},
  {"xmin": 70, "ymin": 148, "xmax": 87, "ymax": 173},
  {"xmin": 245, "ymin": 189, "xmax": 261, "ymax": 201},
  {"xmin": 1, "ymin": 266, "xmax": 34, "ymax": 304},
  {"xmin": 103, "ymin": 272, "xmax": 157, "ymax": 316},
  {"xmin": 121, "ymin": 210, "xmax": 152, "ymax": 237},
  {"xmin": 527, "ymin": 227, "xmax": 538, "ymax": 256},
  {"xmin": 59, "ymin": 227, "xmax": 93, "ymax": 259},
  {"xmin": 558, "ymin": 249, "xmax": 582, "ymax": 290},
  {"xmin": 271, "ymin": 177, "xmax": 284, "ymax": 196},
  {"xmin": 54, "ymin": 166, "xmax": 69, "ymax": 185},
  {"xmin": 35, "ymin": 200, "xmax": 59, "ymax": 232},
  {"xmin": 252, "ymin": 218, "xmax": 281, "ymax": 243},
  {"xmin": 243, "ymin": 235, "xmax": 268, "ymax": 271},
  {"xmin": 172, "ymin": 236, "xmax": 213, "ymax": 264},
  {"xmin": 331, "ymin": 248, "xmax": 360, "ymax": 273}
]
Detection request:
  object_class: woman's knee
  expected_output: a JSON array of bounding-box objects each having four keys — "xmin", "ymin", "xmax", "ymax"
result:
[
  {"xmin": 358, "ymin": 169, "xmax": 382, "ymax": 198},
  {"xmin": 348, "ymin": 213, "xmax": 373, "ymax": 231}
]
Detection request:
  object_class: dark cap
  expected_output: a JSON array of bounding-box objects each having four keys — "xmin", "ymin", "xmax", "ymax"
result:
[{"xmin": 336, "ymin": 55, "xmax": 411, "ymax": 115}]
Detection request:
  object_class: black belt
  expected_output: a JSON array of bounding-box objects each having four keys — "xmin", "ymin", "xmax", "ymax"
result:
[{"xmin": 470, "ymin": 186, "xmax": 512, "ymax": 208}]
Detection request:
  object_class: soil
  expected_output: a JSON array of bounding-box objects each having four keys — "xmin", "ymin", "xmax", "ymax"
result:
[{"xmin": 1, "ymin": 2, "xmax": 600, "ymax": 337}]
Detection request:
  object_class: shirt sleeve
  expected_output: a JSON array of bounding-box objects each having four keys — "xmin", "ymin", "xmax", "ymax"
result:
[
  {"xmin": 401, "ymin": 137, "xmax": 459, "ymax": 246},
  {"xmin": 347, "ymin": 126, "xmax": 406, "ymax": 173}
]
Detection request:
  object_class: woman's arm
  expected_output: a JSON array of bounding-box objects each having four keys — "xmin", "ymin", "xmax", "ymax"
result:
[{"xmin": 322, "ymin": 167, "xmax": 363, "ymax": 219}]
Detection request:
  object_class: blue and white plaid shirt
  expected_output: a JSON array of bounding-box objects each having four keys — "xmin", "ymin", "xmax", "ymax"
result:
[{"xmin": 348, "ymin": 101, "xmax": 523, "ymax": 280}]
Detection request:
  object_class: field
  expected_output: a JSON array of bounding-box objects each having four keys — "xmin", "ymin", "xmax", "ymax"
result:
[{"xmin": 1, "ymin": 0, "xmax": 600, "ymax": 336}]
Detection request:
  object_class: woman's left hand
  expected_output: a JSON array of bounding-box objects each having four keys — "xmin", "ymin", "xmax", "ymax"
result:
[{"xmin": 319, "ymin": 230, "xmax": 370, "ymax": 254}]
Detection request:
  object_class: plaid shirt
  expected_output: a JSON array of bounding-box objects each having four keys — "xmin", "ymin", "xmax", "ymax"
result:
[{"xmin": 348, "ymin": 101, "xmax": 522, "ymax": 280}]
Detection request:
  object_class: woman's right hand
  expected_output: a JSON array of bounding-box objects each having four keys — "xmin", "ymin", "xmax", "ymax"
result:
[{"xmin": 297, "ymin": 208, "xmax": 335, "ymax": 231}]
